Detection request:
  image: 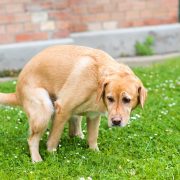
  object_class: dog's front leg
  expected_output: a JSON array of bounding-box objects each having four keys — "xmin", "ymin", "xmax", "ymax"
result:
[
  {"xmin": 47, "ymin": 110, "xmax": 70, "ymax": 152},
  {"xmin": 87, "ymin": 115, "xmax": 101, "ymax": 151}
]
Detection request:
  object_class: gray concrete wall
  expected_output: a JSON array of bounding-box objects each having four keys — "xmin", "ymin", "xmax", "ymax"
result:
[
  {"xmin": 0, "ymin": 24, "xmax": 180, "ymax": 70},
  {"xmin": 71, "ymin": 24, "xmax": 180, "ymax": 58},
  {"xmin": 0, "ymin": 38, "xmax": 73, "ymax": 70}
]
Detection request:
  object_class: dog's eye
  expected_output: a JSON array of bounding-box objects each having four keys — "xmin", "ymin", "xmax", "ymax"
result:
[
  {"xmin": 122, "ymin": 97, "xmax": 131, "ymax": 103},
  {"xmin": 107, "ymin": 96, "xmax": 115, "ymax": 103}
]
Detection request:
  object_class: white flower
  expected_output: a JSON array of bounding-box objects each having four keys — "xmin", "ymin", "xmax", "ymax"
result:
[
  {"xmin": 130, "ymin": 169, "xmax": 136, "ymax": 176},
  {"xmin": 165, "ymin": 129, "xmax": 173, "ymax": 133},
  {"xmin": 160, "ymin": 110, "xmax": 168, "ymax": 115},
  {"xmin": 87, "ymin": 177, "xmax": 92, "ymax": 180},
  {"xmin": 131, "ymin": 116, "xmax": 137, "ymax": 120},
  {"xmin": 12, "ymin": 81, "xmax": 17, "ymax": 85},
  {"xmin": 135, "ymin": 114, "xmax": 141, "ymax": 118},
  {"xmin": 79, "ymin": 177, "xmax": 85, "ymax": 180},
  {"xmin": 168, "ymin": 102, "xmax": 176, "ymax": 107}
]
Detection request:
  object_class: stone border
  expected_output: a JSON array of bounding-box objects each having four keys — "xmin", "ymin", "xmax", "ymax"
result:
[
  {"xmin": 0, "ymin": 53, "xmax": 179, "ymax": 82},
  {"xmin": 0, "ymin": 77, "xmax": 17, "ymax": 82},
  {"xmin": 118, "ymin": 52, "xmax": 180, "ymax": 67}
]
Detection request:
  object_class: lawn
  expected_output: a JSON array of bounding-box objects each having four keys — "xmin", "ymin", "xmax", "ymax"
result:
[{"xmin": 0, "ymin": 58, "xmax": 179, "ymax": 179}]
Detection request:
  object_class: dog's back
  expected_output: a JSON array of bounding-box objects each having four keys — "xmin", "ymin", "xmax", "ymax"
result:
[{"xmin": 17, "ymin": 46, "xmax": 110, "ymax": 91}]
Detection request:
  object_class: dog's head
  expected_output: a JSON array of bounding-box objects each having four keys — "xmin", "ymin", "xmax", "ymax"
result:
[{"xmin": 97, "ymin": 65, "xmax": 147, "ymax": 127}]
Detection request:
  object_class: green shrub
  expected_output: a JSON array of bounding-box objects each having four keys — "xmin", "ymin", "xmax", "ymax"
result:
[
  {"xmin": 0, "ymin": 69, "xmax": 21, "ymax": 77},
  {"xmin": 135, "ymin": 36, "xmax": 155, "ymax": 56}
]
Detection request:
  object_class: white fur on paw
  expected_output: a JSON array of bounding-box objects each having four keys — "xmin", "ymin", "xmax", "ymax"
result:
[
  {"xmin": 32, "ymin": 156, "xmax": 43, "ymax": 163},
  {"xmin": 47, "ymin": 147, "xmax": 57, "ymax": 152},
  {"xmin": 78, "ymin": 133, "xmax": 84, "ymax": 139},
  {"xmin": 89, "ymin": 145, "xmax": 99, "ymax": 151}
]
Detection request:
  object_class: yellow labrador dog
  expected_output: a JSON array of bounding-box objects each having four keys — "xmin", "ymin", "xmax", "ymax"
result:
[{"xmin": 0, "ymin": 45, "xmax": 147, "ymax": 162}]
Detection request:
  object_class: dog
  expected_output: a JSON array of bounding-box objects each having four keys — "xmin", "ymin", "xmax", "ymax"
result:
[{"xmin": 0, "ymin": 45, "xmax": 147, "ymax": 162}]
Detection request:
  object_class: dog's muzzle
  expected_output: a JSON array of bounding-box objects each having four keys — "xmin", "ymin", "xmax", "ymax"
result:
[{"xmin": 111, "ymin": 116, "xmax": 122, "ymax": 126}]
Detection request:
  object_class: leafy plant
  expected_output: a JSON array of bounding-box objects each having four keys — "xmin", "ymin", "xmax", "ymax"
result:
[
  {"xmin": 135, "ymin": 36, "xmax": 155, "ymax": 56},
  {"xmin": 0, "ymin": 69, "xmax": 21, "ymax": 77}
]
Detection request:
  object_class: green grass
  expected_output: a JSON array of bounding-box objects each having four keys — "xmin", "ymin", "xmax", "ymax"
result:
[{"xmin": 0, "ymin": 58, "xmax": 180, "ymax": 179}]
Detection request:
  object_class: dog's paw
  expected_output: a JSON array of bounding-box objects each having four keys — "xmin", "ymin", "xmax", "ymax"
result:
[
  {"xmin": 77, "ymin": 132, "xmax": 84, "ymax": 139},
  {"xmin": 69, "ymin": 132, "xmax": 85, "ymax": 139},
  {"xmin": 47, "ymin": 147, "xmax": 57, "ymax": 153},
  {"xmin": 89, "ymin": 145, "xmax": 99, "ymax": 151},
  {"xmin": 47, "ymin": 140, "xmax": 59, "ymax": 153},
  {"xmin": 32, "ymin": 155, "xmax": 43, "ymax": 163}
]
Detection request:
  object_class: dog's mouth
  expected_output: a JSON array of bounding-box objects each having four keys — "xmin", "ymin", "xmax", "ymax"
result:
[{"xmin": 109, "ymin": 123, "xmax": 126, "ymax": 128}]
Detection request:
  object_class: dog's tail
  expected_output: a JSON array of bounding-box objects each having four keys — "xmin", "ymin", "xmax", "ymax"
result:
[{"xmin": 0, "ymin": 92, "xmax": 20, "ymax": 106}]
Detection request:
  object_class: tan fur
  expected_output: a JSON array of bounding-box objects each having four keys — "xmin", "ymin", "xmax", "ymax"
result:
[
  {"xmin": 0, "ymin": 45, "xmax": 147, "ymax": 162},
  {"xmin": 0, "ymin": 93, "xmax": 19, "ymax": 106}
]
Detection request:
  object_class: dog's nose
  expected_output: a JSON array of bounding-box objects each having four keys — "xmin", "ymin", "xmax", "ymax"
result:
[
  {"xmin": 112, "ymin": 120, "xmax": 121, "ymax": 126},
  {"xmin": 112, "ymin": 117, "xmax": 122, "ymax": 126}
]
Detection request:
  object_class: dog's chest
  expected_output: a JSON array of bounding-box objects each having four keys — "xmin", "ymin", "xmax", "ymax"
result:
[{"xmin": 72, "ymin": 95, "xmax": 106, "ymax": 117}]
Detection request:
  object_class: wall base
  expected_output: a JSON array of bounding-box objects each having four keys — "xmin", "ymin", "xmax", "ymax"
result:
[{"xmin": 0, "ymin": 24, "xmax": 180, "ymax": 70}]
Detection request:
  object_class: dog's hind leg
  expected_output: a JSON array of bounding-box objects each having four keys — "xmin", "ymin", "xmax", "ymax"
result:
[
  {"xmin": 47, "ymin": 109, "xmax": 70, "ymax": 152},
  {"xmin": 69, "ymin": 116, "xmax": 84, "ymax": 139},
  {"xmin": 23, "ymin": 88, "xmax": 54, "ymax": 163}
]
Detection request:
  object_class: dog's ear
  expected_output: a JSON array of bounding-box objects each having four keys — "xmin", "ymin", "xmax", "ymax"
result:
[
  {"xmin": 138, "ymin": 86, "xmax": 147, "ymax": 108},
  {"xmin": 96, "ymin": 68, "xmax": 114, "ymax": 103},
  {"xmin": 96, "ymin": 78, "xmax": 109, "ymax": 103}
]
